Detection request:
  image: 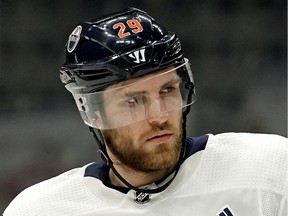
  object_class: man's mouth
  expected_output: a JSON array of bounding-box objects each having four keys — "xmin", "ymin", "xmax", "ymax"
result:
[{"xmin": 146, "ymin": 131, "xmax": 173, "ymax": 143}]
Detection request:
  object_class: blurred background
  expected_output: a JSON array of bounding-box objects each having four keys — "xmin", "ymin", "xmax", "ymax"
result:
[{"xmin": 0, "ymin": 0, "xmax": 286, "ymax": 212}]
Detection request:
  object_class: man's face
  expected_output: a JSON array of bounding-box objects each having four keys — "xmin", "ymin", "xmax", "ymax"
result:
[{"xmin": 101, "ymin": 67, "xmax": 183, "ymax": 172}]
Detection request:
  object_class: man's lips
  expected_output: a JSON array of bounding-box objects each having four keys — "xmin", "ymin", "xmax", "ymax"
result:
[{"xmin": 146, "ymin": 131, "xmax": 173, "ymax": 143}]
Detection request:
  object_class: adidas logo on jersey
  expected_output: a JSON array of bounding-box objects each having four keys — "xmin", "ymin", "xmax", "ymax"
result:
[{"xmin": 218, "ymin": 206, "xmax": 234, "ymax": 216}]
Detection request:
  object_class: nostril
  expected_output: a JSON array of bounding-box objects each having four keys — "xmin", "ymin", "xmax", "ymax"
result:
[{"xmin": 147, "ymin": 112, "xmax": 168, "ymax": 125}]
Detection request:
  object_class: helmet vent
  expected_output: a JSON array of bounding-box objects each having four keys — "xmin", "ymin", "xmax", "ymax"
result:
[{"xmin": 75, "ymin": 69, "xmax": 113, "ymax": 81}]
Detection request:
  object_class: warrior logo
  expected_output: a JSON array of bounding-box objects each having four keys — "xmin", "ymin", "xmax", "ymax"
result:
[
  {"xmin": 134, "ymin": 191, "xmax": 151, "ymax": 204},
  {"xmin": 128, "ymin": 48, "xmax": 146, "ymax": 63},
  {"xmin": 67, "ymin": 25, "xmax": 82, "ymax": 53}
]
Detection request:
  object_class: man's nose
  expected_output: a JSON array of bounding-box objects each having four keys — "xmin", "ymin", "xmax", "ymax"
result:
[{"xmin": 146, "ymin": 97, "xmax": 168, "ymax": 124}]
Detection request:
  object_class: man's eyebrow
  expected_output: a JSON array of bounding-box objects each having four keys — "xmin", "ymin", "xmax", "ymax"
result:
[
  {"xmin": 111, "ymin": 75, "xmax": 181, "ymax": 97},
  {"xmin": 122, "ymin": 77, "xmax": 181, "ymax": 97},
  {"xmin": 160, "ymin": 76, "xmax": 181, "ymax": 88},
  {"xmin": 124, "ymin": 91, "xmax": 147, "ymax": 99},
  {"xmin": 112, "ymin": 88, "xmax": 145, "ymax": 98}
]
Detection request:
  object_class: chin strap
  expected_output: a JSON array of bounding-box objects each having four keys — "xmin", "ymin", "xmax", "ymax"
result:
[
  {"xmin": 110, "ymin": 155, "xmax": 182, "ymax": 194},
  {"xmin": 89, "ymin": 127, "xmax": 110, "ymax": 165}
]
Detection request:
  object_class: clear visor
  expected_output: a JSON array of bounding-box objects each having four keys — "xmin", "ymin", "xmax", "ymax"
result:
[{"xmin": 72, "ymin": 58, "xmax": 195, "ymax": 129}]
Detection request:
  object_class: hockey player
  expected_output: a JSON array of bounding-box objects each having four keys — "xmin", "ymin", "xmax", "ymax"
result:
[{"xmin": 4, "ymin": 7, "xmax": 287, "ymax": 216}]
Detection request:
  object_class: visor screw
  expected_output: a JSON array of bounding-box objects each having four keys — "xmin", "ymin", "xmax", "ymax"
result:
[
  {"xmin": 81, "ymin": 105, "xmax": 86, "ymax": 112},
  {"xmin": 78, "ymin": 98, "xmax": 83, "ymax": 104},
  {"xmin": 153, "ymin": 59, "xmax": 159, "ymax": 65},
  {"xmin": 185, "ymin": 82, "xmax": 194, "ymax": 90},
  {"xmin": 124, "ymin": 68, "xmax": 132, "ymax": 76}
]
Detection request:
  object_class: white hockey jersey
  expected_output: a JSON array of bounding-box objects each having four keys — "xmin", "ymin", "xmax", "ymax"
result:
[{"xmin": 3, "ymin": 133, "xmax": 288, "ymax": 216}]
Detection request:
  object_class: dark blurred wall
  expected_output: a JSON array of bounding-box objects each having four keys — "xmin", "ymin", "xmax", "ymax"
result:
[{"xmin": 0, "ymin": 0, "xmax": 287, "ymax": 212}]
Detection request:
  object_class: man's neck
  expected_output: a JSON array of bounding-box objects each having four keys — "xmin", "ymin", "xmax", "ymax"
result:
[{"xmin": 108, "ymin": 162, "xmax": 174, "ymax": 188}]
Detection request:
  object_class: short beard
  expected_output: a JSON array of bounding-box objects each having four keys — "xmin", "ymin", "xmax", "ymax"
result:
[{"xmin": 102, "ymin": 121, "xmax": 183, "ymax": 173}]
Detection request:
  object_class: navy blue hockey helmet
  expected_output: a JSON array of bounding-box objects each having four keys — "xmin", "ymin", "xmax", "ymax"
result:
[{"xmin": 60, "ymin": 7, "xmax": 196, "ymax": 129}]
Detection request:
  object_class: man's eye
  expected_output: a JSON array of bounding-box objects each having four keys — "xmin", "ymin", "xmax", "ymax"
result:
[
  {"xmin": 127, "ymin": 95, "xmax": 145, "ymax": 106},
  {"xmin": 127, "ymin": 97, "xmax": 138, "ymax": 104},
  {"xmin": 161, "ymin": 86, "xmax": 174, "ymax": 93}
]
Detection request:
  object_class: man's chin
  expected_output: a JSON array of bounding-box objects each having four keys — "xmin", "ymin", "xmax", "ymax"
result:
[{"xmin": 142, "ymin": 143, "xmax": 181, "ymax": 169}]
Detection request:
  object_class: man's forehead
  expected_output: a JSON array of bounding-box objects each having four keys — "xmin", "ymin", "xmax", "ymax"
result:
[{"xmin": 107, "ymin": 66, "xmax": 177, "ymax": 90}]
